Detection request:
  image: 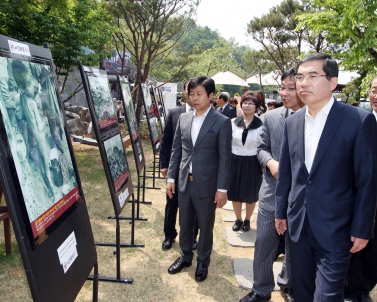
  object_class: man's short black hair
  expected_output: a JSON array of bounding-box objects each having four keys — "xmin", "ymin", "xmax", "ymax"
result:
[
  {"xmin": 370, "ymin": 75, "xmax": 377, "ymax": 88},
  {"xmin": 217, "ymin": 92, "xmax": 229, "ymax": 102},
  {"xmin": 297, "ymin": 53, "xmax": 338, "ymax": 80},
  {"xmin": 281, "ymin": 68, "xmax": 296, "ymax": 82},
  {"xmin": 183, "ymin": 78, "xmax": 192, "ymax": 90},
  {"xmin": 188, "ymin": 76, "xmax": 215, "ymax": 97}
]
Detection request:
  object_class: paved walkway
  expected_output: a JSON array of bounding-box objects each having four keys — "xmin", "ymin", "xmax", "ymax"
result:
[{"xmin": 223, "ymin": 201, "xmax": 283, "ymax": 291}]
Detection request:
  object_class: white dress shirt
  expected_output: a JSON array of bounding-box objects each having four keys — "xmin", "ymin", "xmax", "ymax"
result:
[
  {"xmin": 189, "ymin": 105, "xmax": 211, "ymax": 173},
  {"xmin": 305, "ymin": 98, "xmax": 334, "ymax": 172},
  {"xmin": 373, "ymin": 110, "xmax": 377, "ymax": 121},
  {"xmin": 217, "ymin": 103, "xmax": 228, "ymax": 112},
  {"xmin": 231, "ymin": 117, "xmax": 262, "ymax": 156},
  {"xmin": 168, "ymin": 106, "xmax": 218, "ymax": 177},
  {"xmin": 186, "ymin": 103, "xmax": 193, "ymax": 112}
]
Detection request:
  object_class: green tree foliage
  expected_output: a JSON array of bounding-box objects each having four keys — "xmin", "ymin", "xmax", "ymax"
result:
[
  {"xmin": 150, "ymin": 23, "xmax": 247, "ymax": 96},
  {"xmin": 107, "ymin": 0, "xmax": 199, "ymax": 124},
  {"xmin": 243, "ymin": 49, "xmax": 276, "ymax": 92},
  {"xmin": 0, "ymin": 0, "xmax": 113, "ymax": 85},
  {"xmin": 246, "ymin": 0, "xmax": 329, "ymax": 73},
  {"xmin": 107, "ymin": 0, "xmax": 199, "ymax": 83},
  {"xmin": 296, "ymin": 0, "xmax": 377, "ymax": 75}
]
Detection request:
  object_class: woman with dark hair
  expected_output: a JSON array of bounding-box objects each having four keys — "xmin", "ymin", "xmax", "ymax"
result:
[
  {"xmin": 229, "ymin": 97, "xmax": 243, "ymax": 117},
  {"xmin": 256, "ymin": 91, "xmax": 267, "ymax": 116},
  {"xmin": 229, "ymin": 91, "xmax": 263, "ymax": 232},
  {"xmin": 267, "ymin": 100, "xmax": 284, "ymax": 110}
]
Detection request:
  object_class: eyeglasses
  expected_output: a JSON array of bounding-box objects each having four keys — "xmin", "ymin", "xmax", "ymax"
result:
[
  {"xmin": 278, "ymin": 87, "xmax": 296, "ymax": 93},
  {"xmin": 242, "ymin": 102, "xmax": 256, "ymax": 106},
  {"xmin": 295, "ymin": 73, "xmax": 327, "ymax": 82},
  {"xmin": 369, "ymin": 90, "xmax": 377, "ymax": 96}
]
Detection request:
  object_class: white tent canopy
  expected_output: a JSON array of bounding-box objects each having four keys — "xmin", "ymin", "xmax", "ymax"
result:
[
  {"xmin": 211, "ymin": 71, "xmax": 249, "ymax": 87},
  {"xmin": 246, "ymin": 71, "xmax": 280, "ymax": 86}
]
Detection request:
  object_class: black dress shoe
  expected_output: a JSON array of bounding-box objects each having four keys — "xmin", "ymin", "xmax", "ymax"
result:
[
  {"xmin": 162, "ymin": 238, "xmax": 175, "ymax": 250},
  {"xmin": 168, "ymin": 257, "xmax": 191, "ymax": 274},
  {"xmin": 195, "ymin": 263, "xmax": 208, "ymax": 281},
  {"xmin": 242, "ymin": 219, "xmax": 251, "ymax": 232},
  {"xmin": 192, "ymin": 241, "xmax": 198, "ymax": 250},
  {"xmin": 360, "ymin": 294, "xmax": 373, "ymax": 302},
  {"xmin": 280, "ymin": 287, "xmax": 294, "ymax": 302},
  {"xmin": 239, "ymin": 290, "xmax": 271, "ymax": 302},
  {"xmin": 232, "ymin": 219, "xmax": 243, "ymax": 231}
]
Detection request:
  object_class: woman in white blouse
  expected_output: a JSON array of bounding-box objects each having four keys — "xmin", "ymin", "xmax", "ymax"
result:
[{"xmin": 228, "ymin": 91, "xmax": 263, "ymax": 232}]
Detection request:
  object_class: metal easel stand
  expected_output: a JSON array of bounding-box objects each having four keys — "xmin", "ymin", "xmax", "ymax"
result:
[{"xmin": 88, "ymin": 194, "xmax": 143, "ymax": 283}]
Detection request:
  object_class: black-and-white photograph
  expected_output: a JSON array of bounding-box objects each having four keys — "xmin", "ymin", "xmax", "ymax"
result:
[
  {"xmin": 103, "ymin": 134, "xmax": 130, "ymax": 192},
  {"xmin": 141, "ymin": 83, "xmax": 154, "ymax": 117},
  {"xmin": 87, "ymin": 71, "xmax": 117, "ymax": 131},
  {"xmin": 121, "ymin": 80, "xmax": 138, "ymax": 141},
  {"xmin": 149, "ymin": 116, "xmax": 159, "ymax": 144},
  {"xmin": 0, "ymin": 57, "xmax": 79, "ymax": 238}
]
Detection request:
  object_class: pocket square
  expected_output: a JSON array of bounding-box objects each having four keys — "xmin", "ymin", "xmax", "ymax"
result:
[{"xmin": 208, "ymin": 130, "xmax": 214, "ymax": 133}]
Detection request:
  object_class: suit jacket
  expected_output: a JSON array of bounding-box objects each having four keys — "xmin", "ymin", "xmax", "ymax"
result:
[
  {"xmin": 257, "ymin": 106, "xmax": 289, "ymax": 211},
  {"xmin": 221, "ymin": 104, "xmax": 237, "ymax": 119},
  {"xmin": 275, "ymin": 100, "xmax": 377, "ymax": 252},
  {"xmin": 167, "ymin": 107, "xmax": 232, "ymax": 199},
  {"xmin": 160, "ymin": 106, "xmax": 186, "ymax": 169}
]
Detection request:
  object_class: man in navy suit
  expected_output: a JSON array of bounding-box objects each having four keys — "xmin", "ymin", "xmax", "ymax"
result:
[
  {"xmin": 275, "ymin": 53, "xmax": 377, "ymax": 301},
  {"xmin": 344, "ymin": 76, "xmax": 377, "ymax": 302},
  {"xmin": 160, "ymin": 80, "xmax": 198, "ymax": 250},
  {"xmin": 216, "ymin": 92, "xmax": 237, "ymax": 119}
]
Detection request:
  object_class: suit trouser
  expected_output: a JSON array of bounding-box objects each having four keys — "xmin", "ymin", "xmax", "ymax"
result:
[
  {"xmin": 252, "ymin": 208, "xmax": 292, "ymax": 297},
  {"xmin": 163, "ymin": 191, "xmax": 199, "ymax": 241},
  {"xmin": 178, "ymin": 180, "xmax": 216, "ymax": 266},
  {"xmin": 164, "ymin": 190, "xmax": 179, "ymax": 240},
  {"xmin": 291, "ymin": 215, "xmax": 352, "ymax": 302},
  {"xmin": 344, "ymin": 215, "xmax": 377, "ymax": 298}
]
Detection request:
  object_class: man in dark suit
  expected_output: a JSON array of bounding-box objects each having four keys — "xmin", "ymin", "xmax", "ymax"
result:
[
  {"xmin": 166, "ymin": 76, "xmax": 232, "ymax": 282},
  {"xmin": 216, "ymin": 92, "xmax": 237, "ymax": 119},
  {"xmin": 275, "ymin": 53, "xmax": 377, "ymax": 301},
  {"xmin": 240, "ymin": 69, "xmax": 303, "ymax": 302},
  {"xmin": 344, "ymin": 76, "xmax": 377, "ymax": 302},
  {"xmin": 160, "ymin": 80, "xmax": 198, "ymax": 250}
]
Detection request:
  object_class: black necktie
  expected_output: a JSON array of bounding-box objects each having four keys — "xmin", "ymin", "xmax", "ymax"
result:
[
  {"xmin": 242, "ymin": 128, "xmax": 248, "ymax": 145},
  {"xmin": 220, "ymin": 107, "xmax": 223, "ymax": 113}
]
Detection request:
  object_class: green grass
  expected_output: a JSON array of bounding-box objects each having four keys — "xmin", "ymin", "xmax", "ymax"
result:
[{"xmin": 0, "ymin": 138, "xmax": 376, "ymax": 301}]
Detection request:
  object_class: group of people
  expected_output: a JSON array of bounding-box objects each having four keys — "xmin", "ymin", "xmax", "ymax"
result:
[{"xmin": 159, "ymin": 53, "xmax": 377, "ymax": 302}]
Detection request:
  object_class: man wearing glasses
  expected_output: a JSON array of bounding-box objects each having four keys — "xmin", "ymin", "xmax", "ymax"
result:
[
  {"xmin": 240, "ymin": 69, "xmax": 303, "ymax": 302},
  {"xmin": 369, "ymin": 77, "xmax": 377, "ymax": 120},
  {"xmin": 343, "ymin": 78, "xmax": 377, "ymax": 302},
  {"xmin": 275, "ymin": 53, "xmax": 377, "ymax": 301}
]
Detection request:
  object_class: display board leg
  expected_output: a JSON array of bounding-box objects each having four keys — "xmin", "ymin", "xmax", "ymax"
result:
[
  {"xmin": 89, "ymin": 213, "xmax": 140, "ymax": 283},
  {"xmin": 143, "ymin": 154, "xmax": 161, "ymax": 189},
  {"xmin": 146, "ymin": 154, "xmax": 164, "ymax": 179},
  {"xmin": 133, "ymin": 167, "xmax": 154, "ymax": 202},
  {"xmin": 92, "ymin": 262, "xmax": 99, "ymax": 302},
  {"xmin": 108, "ymin": 215, "xmax": 147, "ymax": 221}
]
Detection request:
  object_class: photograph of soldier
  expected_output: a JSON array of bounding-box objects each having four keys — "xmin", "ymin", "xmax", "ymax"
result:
[
  {"xmin": 149, "ymin": 116, "xmax": 160, "ymax": 144},
  {"xmin": 121, "ymin": 81, "xmax": 138, "ymax": 141},
  {"xmin": 0, "ymin": 57, "xmax": 78, "ymax": 230},
  {"xmin": 104, "ymin": 134, "xmax": 130, "ymax": 192},
  {"xmin": 87, "ymin": 72, "xmax": 117, "ymax": 130},
  {"xmin": 141, "ymin": 83, "xmax": 154, "ymax": 117}
]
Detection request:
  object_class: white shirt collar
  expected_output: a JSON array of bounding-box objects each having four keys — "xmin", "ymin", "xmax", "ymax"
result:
[
  {"xmin": 373, "ymin": 110, "xmax": 377, "ymax": 121},
  {"xmin": 194, "ymin": 105, "xmax": 211, "ymax": 118},
  {"xmin": 186, "ymin": 103, "xmax": 192, "ymax": 112},
  {"xmin": 305, "ymin": 97, "xmax": 334, "ymax": 118}
]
